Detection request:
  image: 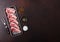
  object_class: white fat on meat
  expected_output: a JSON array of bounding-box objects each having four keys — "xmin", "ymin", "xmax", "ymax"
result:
[
  {"xmin": 10, "ymin": 22, "xmax": 19, "ymax": 29},
  {"xmin": 8, "ymin": 14, "xmax": 17, "ymax": 19},
  {"xmin": 6, "ymin": 8, "xmax": 16, "ymax": 14},
  {"xmin": 11, "ymin": 27, "xmax": 21, "ymax": 34},
  {"xmin": 9, "ymin": 18, "xmax": 18, "ymax": 25}
]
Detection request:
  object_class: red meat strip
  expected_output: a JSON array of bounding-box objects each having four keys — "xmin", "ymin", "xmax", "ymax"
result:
[
  {"xmin": 8, "ymin": 14, "xmax": 17, "ymax": 19},
  {"xmin": 11, "ymin": 27, "xmax": 21, "ymax": 33},
  {"xmin": 6, "ymin": 8, "xmax": 16, "ymax": 14},
  {"xmin": 10, "ymin": 22, "xmax": 19, "ymax": 29},
  {"xmin": 9, "ymin": 18, "xmax": 18, "ymax": 25}
]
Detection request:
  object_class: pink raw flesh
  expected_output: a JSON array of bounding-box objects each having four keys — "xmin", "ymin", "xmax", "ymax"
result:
[
  {"xmin": 11, "ymin": 27, "xmax": 21, "ymax": 33},
  {"xmin": 10, "ymin": 22, "xmax": 19, "ymax": 29},
  {"xmin": 6, "ymin": 8, "xmax": 16, "ymax": 14},
  {"xmin": 7, "ymin": 14, "xmax": 17, "ymax": 19},
  {"xmin": 6, "ymin": 8, "xmax": 21, "ymax": 34},
  {"xmin": 9, "ymin": 18, "xmax": 18, "ymax": 25}
]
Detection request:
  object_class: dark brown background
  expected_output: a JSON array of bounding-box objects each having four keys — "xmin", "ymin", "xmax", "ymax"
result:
[{"xmin": 0, "ymin": 0, "xmax": 60, "ymax": 42}]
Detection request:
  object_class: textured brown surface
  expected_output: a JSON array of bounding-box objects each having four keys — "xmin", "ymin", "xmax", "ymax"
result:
[{"xmin": 0, "ymin": 0, "xmax": 60, "ymax": 42}]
